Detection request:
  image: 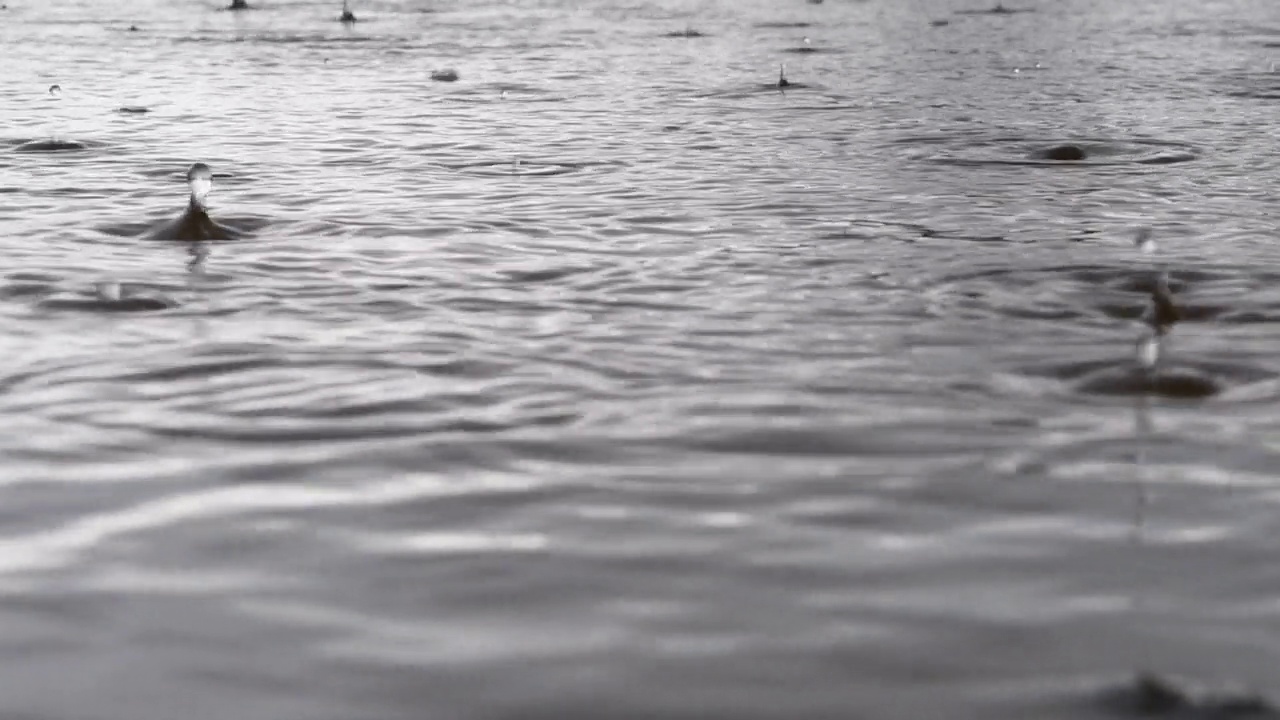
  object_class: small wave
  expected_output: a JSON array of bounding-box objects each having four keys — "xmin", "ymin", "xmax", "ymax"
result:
[
  {"xmin": 954, "ymin": 4, "xmax": 1034, "ymax": 15},
  {"xmin": 8, "ymin": 137, "xmax": 102, "ymax": 154},
  {"xmin": 98, "ymin": 213, "xmax": 269, "ymax": 240},
  {"xmin": 442, "ymin": 159, "xmax": 588, "ymax": 178},
  {"xmin": 37, "ymin": 293, "xmax": 178, "ymax": 313},
  {"xmin": 1023, "ymin": 357, "xmax": 1263, "ymax": 399},
  {"xmin": 1220, "ymin": 69, "xmax": 1280, "ymax": 100}
]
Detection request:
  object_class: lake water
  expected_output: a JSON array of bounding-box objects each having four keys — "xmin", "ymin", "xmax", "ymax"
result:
[{"xmin": 2, "ymin": 0, "xmax": 1280, "ymax": 717}]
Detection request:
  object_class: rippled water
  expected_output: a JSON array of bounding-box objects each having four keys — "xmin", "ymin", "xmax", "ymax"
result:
[{"xmin": 3, "ymin": 0, "xmax": 1280, "ymax": 717}]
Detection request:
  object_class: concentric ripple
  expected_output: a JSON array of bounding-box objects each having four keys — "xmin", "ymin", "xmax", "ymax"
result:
[
  {"xmin": 443, "ymin": 159, "xmax": 589, "ymax": 177},
  {"xmin": 901, "ymin": 135, "xmax": 1201, "ymax": 166}
]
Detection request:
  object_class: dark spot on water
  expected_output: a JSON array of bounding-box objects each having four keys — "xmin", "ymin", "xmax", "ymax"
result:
[
  {"xmin": 931, "ymin": 19, "xmax": 950, "ymax": 26},
  {"xmin": 768, "ymin": 74, "xmax": 809, "ymax": 91},
  {"xmin": 228, "ymin": 0, "xmax": 248, "ymax": 9},
  {"xmin": 908, "ymin": 135, "xmax": 1201, "ymax": 167},
  {"xmin": 431, "ymin": 69, "xmax": 460, "ymax": 82},
  {"xmin": 13, "ymin": 138, "xmax": 91, "ymax": 153},
  {"xmin": 1096, "ymin": 300, "xmax": 1226, "ymax": 324},
  {"xmin": 917, "ymin": 227, "xmax": 1009, "ymax": 243},
  {"xmin": 1017, "ymin": 350, "xmax": 1275, "ymax": 398},
  {"xmin": 128, "ymin": 24, "xmax": 138, "ymax": 31},
  {"xmin": 1098, "ymin": 673, "xmax": 1278, "ymax": 718},
  {"xmin": 1019, "ymin": 357, "xmax": 1224, "ymax": 399},
  {"xmin": 755, "ymin": 22, "xmax": 811, "ymax": 28},
  {"xmin": 956, "ymin": 3, "xmax": 1031, "ymax": 14},
  {"xmin": 117, "ymin": 106, "xmax": 150, "ymax": 114},
  {"xmin": 664, "ymin": 29, "xmax": 706, "ymax": 38},
  {"xmin": 501, "ymin": 266, "xmax": 587, "ymax": 283},
  {"xmin": 1033, "ymin": 143, "xmax": 1087, "ymax": 161},
  {"xmin": 784, "ymin": 46, "xmax": 822, "ymax": 53},
  {"xmin": 0, "ymin": 281, "xmax": 55, "ymax": 300}
]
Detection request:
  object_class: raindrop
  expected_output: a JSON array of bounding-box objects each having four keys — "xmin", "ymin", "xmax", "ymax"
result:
[{"xmin": 188, "ymin": 162, "xmax": 214, "ymax": 210}]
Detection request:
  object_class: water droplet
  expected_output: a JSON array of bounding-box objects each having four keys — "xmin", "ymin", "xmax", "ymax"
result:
[
  {"xmin": 1134, "ymin": 227, "xmax": 1155, "ymax": 255},
  {"xmin": 1136, "ymin": 333, "xmax": 1159, "ymax": 372},
  {"xmin": 187, "ymin": 162, "xmax": 214, "ymax": 208}
]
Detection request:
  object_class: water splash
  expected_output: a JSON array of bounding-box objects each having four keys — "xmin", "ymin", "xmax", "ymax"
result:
[{"xmin": 188, "ymin": 162, "xmax": 214, "ymax": 210}]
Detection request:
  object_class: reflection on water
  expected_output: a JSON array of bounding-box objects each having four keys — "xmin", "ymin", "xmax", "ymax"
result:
[{"xmin": 3, "ymin": 0, "xmax": 1280, "ymax": 717}]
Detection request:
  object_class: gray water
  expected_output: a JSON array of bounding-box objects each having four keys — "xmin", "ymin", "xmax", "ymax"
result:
[{"xmin": 3, "ymin": 0, "xmax": 1280, "ymax": 717}]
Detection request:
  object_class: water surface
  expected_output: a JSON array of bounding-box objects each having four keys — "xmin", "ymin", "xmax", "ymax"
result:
[{"xmin": 3, "ymin": 0, "xmax": 1280, "ymax": 717}]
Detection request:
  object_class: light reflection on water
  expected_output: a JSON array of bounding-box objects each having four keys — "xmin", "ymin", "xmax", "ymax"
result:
[{"xmin": 2, "ymin": 0, "xmax": 1280, "ymax": 717}]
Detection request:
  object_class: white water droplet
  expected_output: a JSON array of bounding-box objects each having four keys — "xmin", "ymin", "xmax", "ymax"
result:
[
  {"xmin": 1136, "ymin": 334, "xmax": 1159, "ymax": 372},
  {"xmin": 1134, "ymin": 227, "xmax": 1156, "ymax": 255},
  {"xmin": 188, "ymin": 163, "xmax": 214, "ymax": 207}
]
